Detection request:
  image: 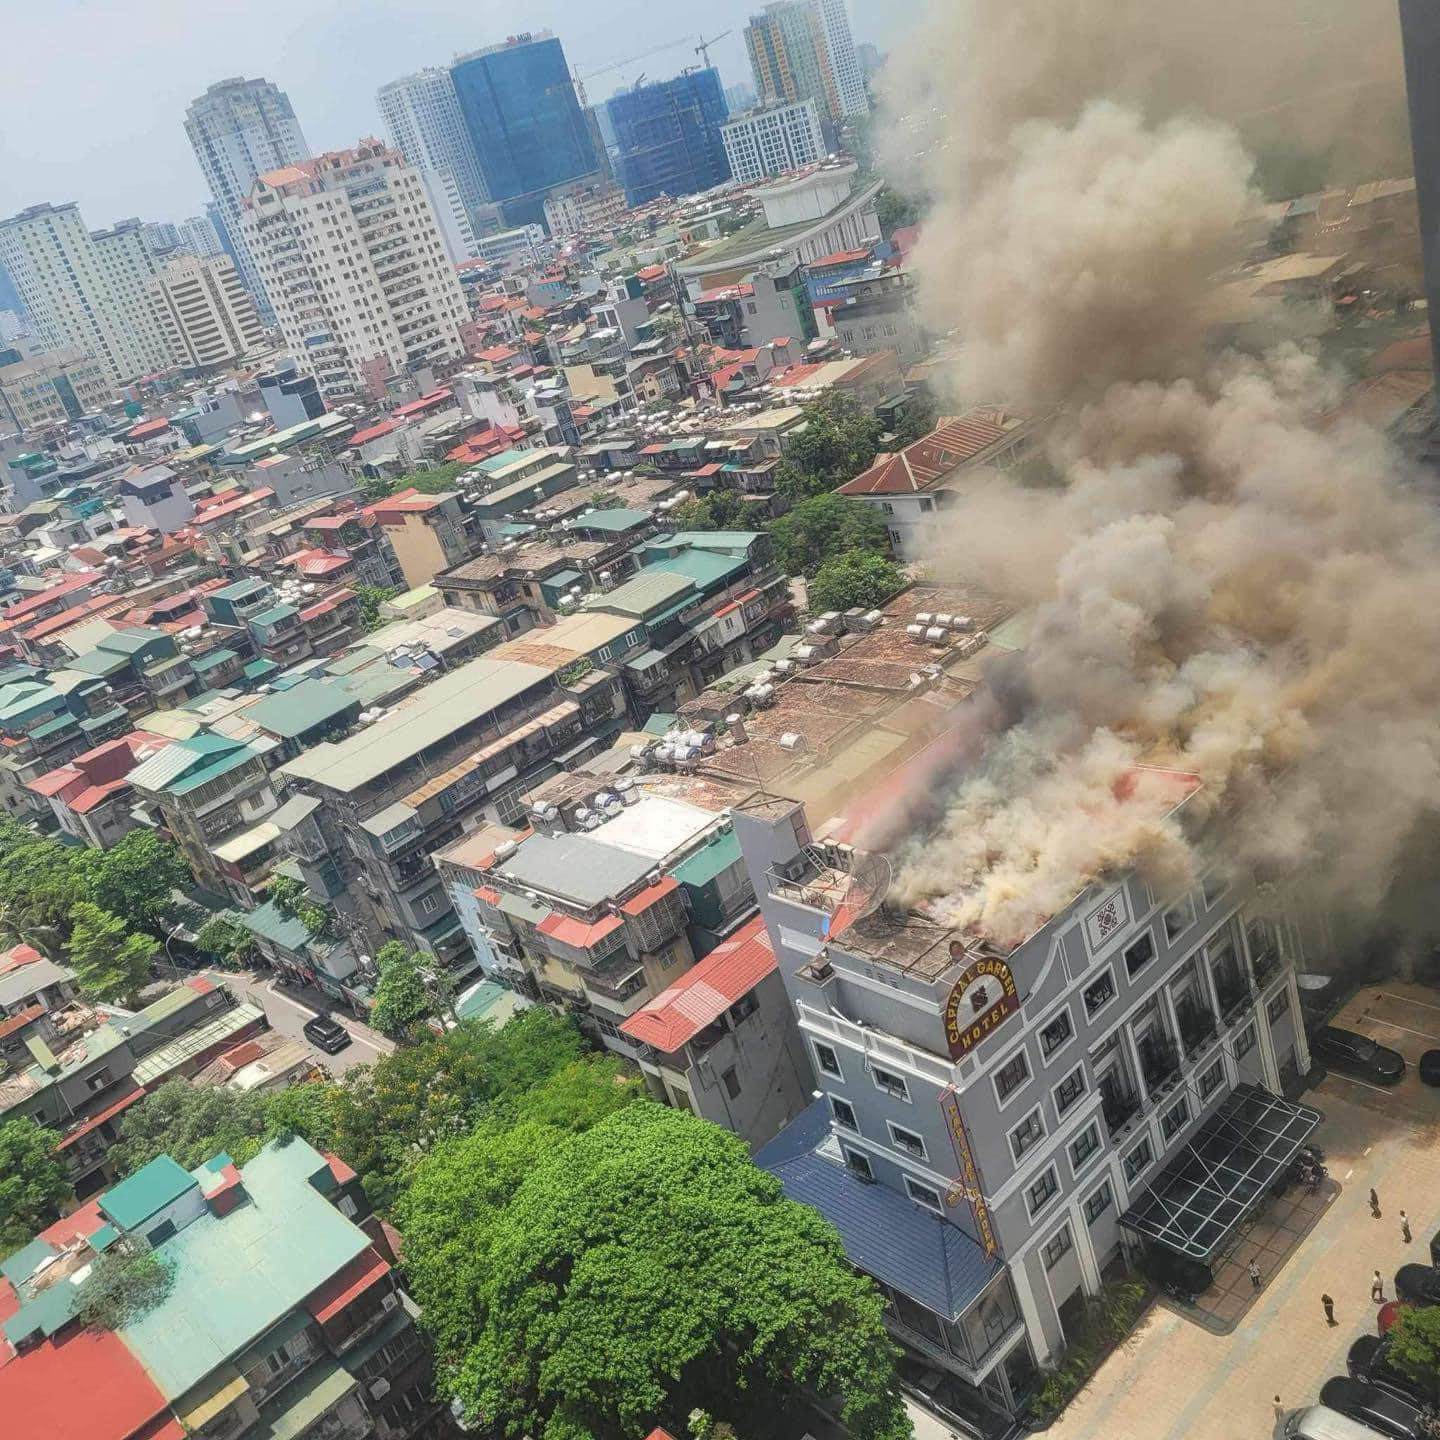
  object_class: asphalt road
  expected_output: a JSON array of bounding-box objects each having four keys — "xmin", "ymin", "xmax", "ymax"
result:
[{"xmin": 208, "ymin": 969, "xmax": 393, "ymax": 1077}]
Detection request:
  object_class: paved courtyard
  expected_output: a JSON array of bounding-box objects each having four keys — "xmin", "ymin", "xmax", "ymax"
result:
[{"xmin": 1045, "ymin": 981, "xmax": 1440, "ymax": 1440}]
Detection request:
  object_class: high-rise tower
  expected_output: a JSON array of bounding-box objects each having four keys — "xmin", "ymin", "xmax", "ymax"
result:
[
  {"xmin": 184, "ymin": 77, "xmax": 310, "ymax": 319},
  {"xmin": 1398, "ymin": 0, "xmax": 1440, "ymax": 400}
]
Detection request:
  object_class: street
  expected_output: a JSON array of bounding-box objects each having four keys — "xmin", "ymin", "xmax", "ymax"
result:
[{"xmin": 208, "ymin": 969, "xmax": 394, "ymax": 1076}]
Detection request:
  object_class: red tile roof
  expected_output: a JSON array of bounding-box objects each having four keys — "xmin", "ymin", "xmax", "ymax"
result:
[
  {"xmin": 637, "ymin": 265, "xmax": 667, "ymax": 282},
  {"xmin": 351, "ymin": 417, "xmax": 404, "ymax": 447},
  {"xmin": 0, "ymin": 1004, "xmax": 43, "ymax": 1041},
  {"xmin": 125, "ymin": 417, "xmax": 171, "ymax": 441},
  {"xmin": 620, "ymin": 913, "xmax": 775, "ymax": 1052},
  {"xmin": 699, "ymin": 282, "xmax": 754, "ymax": 303},
  {"xmin": 191, "ymin": 488, "xmax": 275, "ymax": 526},
  {"xmin": 57, "ymin": 1084, "xmax": 145, "ymax": 1150},
  {"xmin": 0, "ymin": 944, "xmax": 43, "ymax": 973},
  {"xmin": 838, "ymin": 411, "xmax": 1022, "ymax": 496},
  {"xmin": 306, "ymin": 1245, "xmax": 391, "ymax": 1324},
  {"xmin": 810, "ymin": 246, "xmax": 873, "ymax": 268},
  {"xmin": 537, "ymin": 910, "xmax": 624, "ymax": 949},
  {"xmin": 392, "ymin": 388, "xmax": 453, "ymax": 418},
  {"xmin": 620, "ymin": 874, "xmax": 678, "ymax": 917},
  {"xmin": 283, "ymin": 548, "xmax": 352, "ymax": 578}
]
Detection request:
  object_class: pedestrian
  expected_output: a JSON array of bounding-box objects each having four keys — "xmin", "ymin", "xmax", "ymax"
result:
[
  {"xmin": 1371, "ymin": 1188, "xmax": 1382, "ymax": 1218},
  {"xmin": 1322, "ymin": 1292, "xmax": 1336, "ymax": 1325},
  {"xmin": 1372, "ymin": 1270, "xmax": 1385, "ymax": 1303},
  {"xmin": 1274, "ymin": 1396, "xmax": 1286, "ymax": 1426},
  {"xmin": 1249, "ymin": 1260, "xmax": 1262, "ymax": 1290},
  {"xmin": 1402, "ymin": 1210, "xmax": 1413, "ymax": 1243}
]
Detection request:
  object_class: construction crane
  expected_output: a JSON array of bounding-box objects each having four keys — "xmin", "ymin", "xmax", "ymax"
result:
[
  {"xmin": 695, "ymin": 31, "xmax": 732, "ymax": 70},
  {"xmin": 572, "ymin": 35, "xmax": 699, "ymax": 110}
]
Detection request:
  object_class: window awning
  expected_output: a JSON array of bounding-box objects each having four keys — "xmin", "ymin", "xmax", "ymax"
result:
[{"xmin": 1119, "ymin": 1084, "xmax": 1321, "ymax": 1261}]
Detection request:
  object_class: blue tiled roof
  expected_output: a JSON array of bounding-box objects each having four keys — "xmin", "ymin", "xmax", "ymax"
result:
[{"xmin": 756, "ymin": 1099, "xmax": 1001, "ymax": 1321}]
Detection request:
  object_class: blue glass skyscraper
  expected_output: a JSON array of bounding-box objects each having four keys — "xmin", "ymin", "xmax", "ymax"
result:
[
  {"xmin": 605, "ymin": 69, "xmax": 732, "ymax": 209},
  {"xmin": 450, "ymin": 32, "xmax": 598, "ymax": 230}
]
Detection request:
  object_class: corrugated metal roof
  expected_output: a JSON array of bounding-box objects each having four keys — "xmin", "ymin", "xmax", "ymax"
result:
[
  {"xmin": 496, "ymin": 831, "xmax": 655, "ymax": 908},
  {"xmin": 756, "ymin": 1100, "xmax": 1001, "ymax": 1321}
]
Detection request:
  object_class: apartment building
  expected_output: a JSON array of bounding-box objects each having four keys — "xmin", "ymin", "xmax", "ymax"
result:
[
  {"xmin": 0, "ymin": 203, "xmax": 171, "ymax": 384},
  {"xmin": 543, "ymin": 180, "xmax": 628, "ymax": 239},
  {"xmin": 184, "ymin": 76, "xmax": 311, "ymax": 320},
  {"xmin": 721, "ymin": 100, "xmax": 826, "ymax": 184},
  {"xmin": 148, "ymin": 253, "xmax": 266, "ymax": 370},
  {"xmin": 0, "ymin": 347, "xmax": 114, "ymax": 432},
  {"xmin": 242, "ymin": 141, "xmax": 470, "ymax": 400},
  {"xmin": 277, "ymin": 641, "xmax": 631, "ymax": 962},
  {"xmin": 0, "ymin": 1138, "xmax": 449, "ymax": 1440},
  {"xmin": 738, "ymin": 780, "xmax": 1314, "ymax": 1430},
  {"xmin": 745, "ymin": 2, "xmax": 842, "ymax": 126},
  {"xmin": 25, "ymin": 728, "xmax": 173, "ymax": 848},
  {"xmin": 813, "ymin": 0, "xmax": 869, "ymax": 117},
  {"xmin": 0, "ymin": 973, "xmax": 259, "ymax": 1196},
  {"xmin": 376, "ymin": 66, "xmax": 488, "ymax": 264},
  {"xmin": 366, "ymin": 488, "xmax": 472, "ymax": 588},
  {"xmin": 605, "ymin": 69, "xmax": 733, "ymax": 209}
]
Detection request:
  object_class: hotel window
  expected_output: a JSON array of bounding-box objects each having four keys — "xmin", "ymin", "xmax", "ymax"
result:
[
  {"xmin": 871, "ymin": 1065, "xmax": 910, "ymax": 1102},
  {"xmin": 1069, "ymin": 1123, "xmax": 1101, "ymax": 1173},
  {"xmin": 1235, "ymin": 1024, "xmax": 1257, "ymax": 1059},
  {"xmin": 830, "ymin": 1097, "xmax": 858, "ymax": 1132},
  {"xmin": 1026, "ymin": 1166, "xmax": 1060, "ymax": 1218},
  {"xmin": 905, "ymin": 1177, "xmax": 943, "ymax": 1213},
  {"xmin": 1043, "ymin": 1227, "xmax": 1074, "ymax": 1270},
  {"xmin": 1084, "ymin": 1182, "xmax": 1114, "ymax": 1225},
  {"xmin": 813, "ymin": 1042, "xmax": 843, "ymax": 1079},
  {"xmin": 1163, "ymin": 897, "xmax": 1195, "ymax": 941},
  {"xmin": 995, "ymin": 1049, "xmax": 1030, "ymax": 1102},
  {"xmin": 845, "ymin": 1148, "xmax": 874, "ymax": 1181},
  {"xmin": 1198, "ymin": 1059, "xmax": 1225, "ymax": 1099},
  {"xmin": 1040, "ymin": 1009, "xmax": 1074, "ymax": 1059},
  {"xmin": 1010, "ymin": 1108, "xmax": 1045, "ymax": 1160},
  {"xmin": 1123, "ymin": 1136, "xmax": 1153, "ymax": 1184},
  {"xmin": 1125, "ymin": 930, "xmax": 1156, "ymax": 978},
  {"xmin": 1083, "ymin": 970, "xmax": 1116, "ymax": 1017},
  {"xmin": 1267, "ymin": 990, "xmax": 1291, "ymax": 1025},
  {"xmin": 1162, "ymin": 1096, "xmax": 1190, "ymax": 1141},
  {"xmin": 1055, "ymin": 1067, "xmax": 1087, "ymax": 1116},
  {"xmin": 889, "ymin": 1122, "xmax": 927, "ymax": 1159}
]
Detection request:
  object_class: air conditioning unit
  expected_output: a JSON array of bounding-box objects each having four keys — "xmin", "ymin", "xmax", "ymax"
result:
[
  {"xmin": 381, "ymin": 1292, "xmax": 401, "ymax": 1313},
  {"xmin": 368, "ymin": 1378, "xmax": 392, "ymax": 1401}
]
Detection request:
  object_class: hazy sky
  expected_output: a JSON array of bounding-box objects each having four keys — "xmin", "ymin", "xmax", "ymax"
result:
[{"xmin": 0, "ymin": 0, "xmax": 920, "ymax": 225}]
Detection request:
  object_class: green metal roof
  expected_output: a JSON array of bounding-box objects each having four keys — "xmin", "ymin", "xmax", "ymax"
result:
[
  {"xmin": 100, "ymin": 1154, "xmax": 197, "ymax": 1231},
  {"xmin": 237, "ymin": 899, "xmax": 310, "ymax": 951},
  {"xmin": 455, "ymin": 979, "xmax": 525, "ymax": 1026},
  {"xmin": 249, "ymin": 604, "xmax": 298, "ymax": 628},
  {"xmin": 0, "ymin": 1239, "xmax": 56, "ymax": 1288},
  {"xmin": 167, "ymin": 744, "xmax": 263, "ymax": 796},
  {"xmin": 27, "ymin": 710, "xmax": 79, "ymax": 741},
  {"xmin": 213, "ymin": 578, "xmax": 272, "ymax": 603},
  {"xmin": 642, "ymin": 711, "xmax": 678, "ymax": 735},
  {"xmin": 243, "ymin": 658, "xmax": 280, "ymax": 681},
  {"xmin": 250, "ymin": 1356, "xmax": 358, "ymax": 1440},
  {"xmin": 670, "ymin": 827, "xmax": 743, "ymax": 888},
  {"xmin": 132, "ymin": 1003, "xmax": 265, "ymax": 1087},
  {"xmin": 576, "ymin": 507, "xmax": 650, "ymax": 533},
  {"xmin": 248, "ymin": 679, "xmax": 358, "ymax": 740},
  {"xmin": 586, "ymin": 569, "xmax": 693, "ymax": 619},
  {"xmin": 644, "ymin": 548, "xmax": 747, "ymax": 592},
  {"xmin": 119, "ymin": 1140, "xmax": 371, "ymax": 1400},
  {"xmin": 191, "ymin": 648, "xmax": 238, "ymax": 674}
]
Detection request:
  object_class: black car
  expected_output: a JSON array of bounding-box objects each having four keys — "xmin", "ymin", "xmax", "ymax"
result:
[
  {"xmin": 1396, "ymin": 1265, "xmax": 1440, "ymax": 1306},
  {"xmin": 1348, "ymin": 1336, "xmax": 1434, "ymax": 1408},
  {"xmin": 302, "ymin": 1014, "xmax": 352, "ymax": 1054},
  {"xmin": 1312, "ymin": 1026, "xmax": 1406, "ymax": 1085},
  {"xmin": 1320, "ymin": 1377, "xmax": 1428, "ymax": 1440}
]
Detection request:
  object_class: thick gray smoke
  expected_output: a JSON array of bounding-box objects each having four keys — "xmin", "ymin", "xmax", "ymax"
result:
[{"xmin": 875, "ymin": 0, "xmax": 1440, "ymax": 948}]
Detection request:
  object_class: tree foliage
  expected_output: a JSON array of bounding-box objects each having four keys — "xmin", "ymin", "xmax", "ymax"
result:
[
  {"xmin": 0, "ymin": 1118, "xmax": 69, "ymax": 1255},
  {"xmin": 768, "ymin": 493, "xmax": 891, "ymax": 578},
  {"xmin": 875, "ymin": 185, "xmax": 921, "ymax": 235},
  {"xmin": 76, "ymin": 1241, "xmax": 176, "ymax": 1330},
  {"xmin": 110, "ymin": 1080, "xmax": 271, "ymax": 1175},
  {"xmin": 1388, "ymin": 1306, "xmax": 1440, "ymax": 1400},
  {"xmin": 73, "ymin": 832, "xmax": 189, "ymax": 937},
  {"xmin": 774, "ymin": 395, "xmax": 884, "ymax": 499},
  {"xmin": 360, "ymin": 462, "xmax": 466, "ymax": 503},
  {"xmin": 195, "ymin": 914, "xmax": 255, "ymax": 969},
  {"xmin": 669, "ymin": 489, "xmax": 751, "ymax": 533},
  {"xmin": 399, "ymin": 1103, "xmax": 908, "ymax": 1440},
  {"xmin": 808, "ymin": 551, "xmax": 903, "ymax": 613},
  {"xmin": 68, "ymin": 902, "xmax": 159, "ymax": 1007},
  {"xmin": 355, "ymin": 584, "xmax": 398, "ymax": 634},
  {"xmin": 370, "ymin": 941, "xmax": 438, "ymax": 1040}
]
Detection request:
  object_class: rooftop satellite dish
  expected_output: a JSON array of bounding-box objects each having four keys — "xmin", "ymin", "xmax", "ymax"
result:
[{"xmin": 842, "ymin": 851, "xmax": 892, "ymax": 921}]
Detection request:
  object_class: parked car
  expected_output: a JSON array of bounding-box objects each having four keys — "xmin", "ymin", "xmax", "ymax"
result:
[
  {"xmin": 1419, "ymin": 1049, "xmax": 1440, "ymax": 1087},
  {"xmin": 1348, "ymin": 1336, "xmax": 1434, "ymax": 1408},
  {"xmin": 302, "ymin": 1014, "xmax": 352, "ymax": 1054},
  {"xmin": 1285, "ymin": 1403, "xmax": 1405, "ymax": 1440},
  {"xmin": 1311, "ymin": 1027, "xmax": 1406, "ymax": 1085},
  {"xmin": 1395, "ymin": 1265, "xmax": 1440, "ymax": 1307},
  {"xmin": 1319, "ymin": 1377, "xmax": 1428, "ymax": 1440}
]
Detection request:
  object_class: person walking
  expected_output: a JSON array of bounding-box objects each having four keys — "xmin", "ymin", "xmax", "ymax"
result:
[
  {"xmin": 1372, "ymin": 1270, "xmax": 1386, "ymax": 1303},
  {"xmin": 1371, "ymin": 1188, "xmax": 1382, "ymax": 1218},
  {"xmin": 1249, "ymin": 1260, "xmax": 1262, "ymax": 1290},
  {"xmin": 1401, "ymin": 1210, "xmax": 1413, "ymax": 1243},
  {"xmin": 1322, "ymin": 1293, "xmax": 1337, "ymax": 1325},
  {"xmin": 1274, "ymin": 1396, "xmax": 1286, "ymax": 1426}
]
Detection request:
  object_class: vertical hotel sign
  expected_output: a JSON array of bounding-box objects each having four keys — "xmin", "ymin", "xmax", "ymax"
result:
[{"xmin": 940, "ymin": 1086, "xmax": 997, "ymax": 1258}]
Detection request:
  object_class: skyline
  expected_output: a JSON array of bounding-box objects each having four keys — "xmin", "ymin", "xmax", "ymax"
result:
[{"xmin": 0, "ymin": 0, "xmax": 911, "ymax": 226}]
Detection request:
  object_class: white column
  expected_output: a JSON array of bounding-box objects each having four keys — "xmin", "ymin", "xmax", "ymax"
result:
[
  {"xmin": 1069, "ymin": 1200, "xmax": 1104, "ymax": 1294},
  {"xmin": 1007, "ymin": 1257, "xmax": 1056, "ymax": 1367},
  {"xmin": 1253, "ymin": 996, "xmax": 1283, "ymax": 1094}
]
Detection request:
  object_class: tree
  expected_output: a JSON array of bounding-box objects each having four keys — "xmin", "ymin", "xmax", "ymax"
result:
[
  {"xmin": 195, "ymin": 914, "xmax": 255, "ymax": 969},
  {"xmin": 370, "ymin": 941, "xmax": 438, "ymax": 1040},
  {"xmin": 354, "ymin": 584, "xmax": 398, "ymax": 633},
  {"xmin": 267, "ymin": 875, "xmax": 333, "ymax": 941},
  {"xmin": 334, "ymin": 1009, "xmax": 591, "ymax": 1206},
  {"xmin": 0, "ymin": 819, "xmax": 85, "ymax": 943},
  {"xmin": 400, "ymin": 1104, "xmax": 908, "ymax": 1440},
  {"xmin": 774, "ymin": 395, "xmax": 884, "ymax": 498},
  {"xmin": 669, "ymin": 489, "xmax": 750, "ymax": 533},
  {"xmin": 74, "ymin": 832, "xmax": 189, "ymax": 937},
  {"xmin": 809, "ymin": 551, "xmax": 903, "ymax": 613},
  {"xmin": 68, "ymin": 902, "xmax": 159, "ymax": 1007},
  {"xmin": 876, "ymin": 185, "xmax": 921, "ymax": 235},
  {"xmin": 263, "ymin": 1081, "xmax": 342, "ymax": 1154},
  {"xmin": 0, "ymin": 1118, "xmax": 69, "ymax": 1254},
  {"xmin": 769, "ymin": 493, "xmax": 891, "ymax": 577},
  {"xmin": 75, "ymin": 1241, "xmax": 175, "ymax": 1330},
  {"xmin": 890, "ymin": 391, "xmax": 938, "ymax": 449},
  {"xmin": 1388, "ymin": 1306, "xmax": 1440, "ymax": 1401},
  {"xmin": 110, "ymin": 1080, "xmax": 270, "ymax": 1175}
]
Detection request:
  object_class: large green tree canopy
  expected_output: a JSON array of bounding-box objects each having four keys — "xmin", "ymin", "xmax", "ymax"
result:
[
  {"xmin": 0, "ymin": 1118, "xmax": 69, "ymax": 1255},
  {"xmin": 399, "ymin": 1102, "xmax": 909, "ymax": 1440}
]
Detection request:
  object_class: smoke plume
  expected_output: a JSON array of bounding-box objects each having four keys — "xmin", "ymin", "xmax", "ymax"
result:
[{"xmin": 873, "ymin": 0, "xmax": 1440, "ymax": 949}]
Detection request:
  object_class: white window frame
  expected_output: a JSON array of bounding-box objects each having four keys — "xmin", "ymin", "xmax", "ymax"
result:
[
  {"xmin": 1161, "ymin": 1096, "xmax": 1190, "ymax": 1141},
  {"xmin": 830, "ymin": 1095, "xmax": 859, "ymax": 1132},
  {"xmin": 1082, "ymin": 966, "xmax": 1117, "ymax": 1019},
  {"xmin": 904, "ymin": 1175, "xmax": 944, "ymax": 1213},
  {"xmin": 812, "ymin": 1040, "xmax": 844, "ymax": 1081},
  {"xmin": 844, "ymin": 1146, "xmax": 874, "ymax": 1181},
  {"xmin": 1039, "ymin": 1005, "xmax": 1075, "ymax": 1063},
  {"xmin": 992, "ymin": 1044, "xmax": 1032, "ymax": 1111},
  {"xmin": 1008, "ymin": 1105, "xmax": 1046, "ymax": 1161},
  {"xmin": 1053, "ymin": 1065, "xmax": 1087, "ymax": 1117},
  {"xmin": 1163, "ymin": 895, "xmax": 1196, "ymax": 942},
  {"xmin": 1026, "ymin": 1165, "xmax": 1061, "ymax": 1219},
  {"xmin": 870, "ymin": 1062, "xmax": 911, "ymax": 1104},
  {"xmin": 1198, "ymin": 1058, "xmax": 1225, "ymax": 1099},
  {"xmin": 1083, "ymin": 1180, "xmax": 1114, "ymax": 1226},
  {"xmin": 1122, "ymin": 1134, "xmax": 1153, "ymax": 1184},
  {"xmin": 1068, "ymin": 1122, "xmax": 1102, "ymax": 1176},
  {"xmin": 1042, "ymin": 1225, "xmax": 1074, "ymax": 1270},
  {"xmin": 888, "ymin": 1120, "xmax": 927, "ymax": 1161},
  {"xmin": 1124, "ymin": 929, "xmax": 1157, "ymax": 978}
]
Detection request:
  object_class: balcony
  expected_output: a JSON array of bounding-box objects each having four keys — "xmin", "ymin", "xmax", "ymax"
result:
[
  {"xmin": 1101, "ymin": 1086, "xmax": 1143, "ymax": 1138},
  {"xmin": 1139, "ymin": 1035, "xmax": 1182, "ymax": 1095},
  {"xmin": 1213, "ymin": 968, "xmax": 1253, "ymax": 1026},
  {"xmin": 1177, "ymin": 998, "xmax": 1219, "ymax": 1059},
  {"xmin": 1251, "ymin": 942, "xmax": 1281, "ymax": 988}
]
